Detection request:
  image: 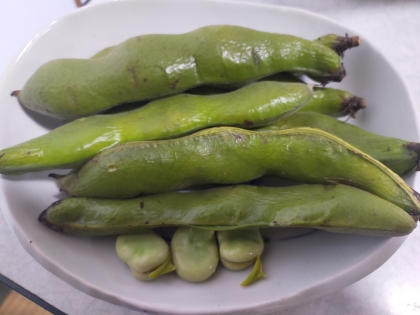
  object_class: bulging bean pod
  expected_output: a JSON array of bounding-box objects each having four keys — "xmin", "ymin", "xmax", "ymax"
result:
[
  {"xmin": 217, "ymin": 229, "xmax": 264, "ymax": 270},
  {"xmin": 38, "ymin": 185, "xmax": 417, "ymax": 237},
  {"xmin": 258, "ymin": 112, "xmax": 420, "ymax": 175},
  {"xmin": 260, "ymin": 73, "xmax": 366, "ymax": 117},
  {"xmin": 300, "ymin": 86, "xmax": 365, "ymax": 118},
  {"xmin": 171, "ymin": 227, "xmax": 219, "ymax": 282},
  {"xmin": 90, "ymin": 33, "xmax": 359, "ymax": 62},
  {"xmin": 116, "ymin": 231, "xmax": 174, "ymax": 281},
  {"xmin": 13, "ymin": 25, "xmax": 344, "ymax": 119},
  {"xmin": 53, "ymin": 127, "xmax": 420, "ymax": 215},
  {"xmin": 191, "ymin": 72, "xmax": 366, "ymax": 117},
  {"xmin": 95, "ymin": 34, "xmax": 363, "ymax": 118},
  {"xmin": 0, "ymin": 81, "xmax": 312, "ymax": 175}
]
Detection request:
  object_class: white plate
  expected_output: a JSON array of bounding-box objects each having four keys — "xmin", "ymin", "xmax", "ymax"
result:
[{"xmin": 0, "ymin": 1, "xmax": 418, "ymax": 314}]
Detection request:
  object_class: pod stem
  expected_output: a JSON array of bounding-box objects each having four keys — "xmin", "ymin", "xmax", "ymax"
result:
[
  {"xmin": 341, "ymin": 96, "xmax": 366, "ymax": 118},
  {"xmin": 10, "ymin": 90, "xmax": 20, "ymax": 97},
  {"xmin": 332, "ymin": 35, "xmax": 361, "ymax": 57}
]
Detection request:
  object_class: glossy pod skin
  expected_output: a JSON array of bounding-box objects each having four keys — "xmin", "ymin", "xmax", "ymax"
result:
[
  {"xmin": 53, "ymin": 127, "xmax": 420, "ymax": 214},
  {"xmin": 261, "ymin": 73, "xmax": 366, "ymax": 117},
  {"xmin": 38, "ymin": 185, "xmax": 417, "ymax": 237},
  {"xmin": 14, "ymin": 25, "xmax": 344, "ymax": 119},
  {"xmin": 258, "ymin": 112, "xmax": 420, "ymax": 175},
  {"xmin": 95, "ymin": 35, "xmax": 363, "ymax": 117},
  {"xmin": 301, "ymin": 86, "xmax": 365, "ymax": 118},
  {"xmin": 116, "ymin": 231, "xmax": 174, "ymax": 281},
  {"xmin": 90, "ymin": 33, "xmax": 360, "ymax": 61},
  {"xmin": 171, "ymin": 227, "xmax": 219, "ymax": 282},
  {"xmin": 191, "ymin": 72, "xmax": 366, "ymax": 117},
  {"xmin": 0, "ymin": 82, "xmax": 312, "ymax": 175},
  {"xmin": 217, "ymin": 229, "xmax": 264, "ymax": 270}
]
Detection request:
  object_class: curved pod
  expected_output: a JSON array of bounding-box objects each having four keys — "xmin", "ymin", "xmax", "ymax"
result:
[
  {"xmin": 39, "ymin": 185, "xmax": 417, "ymax": 237},
  {"xmin": 258, "ymin": 112, "xmax": 420, "ymax": 175},
  {"xmin": 0, "ymin": 82, "xmax": 312, "ymax": 175},
  {"xmin": 54, "ymin": 127, "xmax": 420, "ymax": 215},
  {"xmin": 15, "ymin": 25, "xmax": 344, "ymax": 119}
]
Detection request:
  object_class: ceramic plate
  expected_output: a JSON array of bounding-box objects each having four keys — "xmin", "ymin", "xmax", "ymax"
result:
[{"xmin": 0, "ymin": 1, "xmax": 418, "ymax": 314}]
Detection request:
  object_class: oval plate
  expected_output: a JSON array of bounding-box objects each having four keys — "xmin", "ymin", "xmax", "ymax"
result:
[{"xmin": 0, "ymin": 1, "xmax": 418, "ymax": 314}]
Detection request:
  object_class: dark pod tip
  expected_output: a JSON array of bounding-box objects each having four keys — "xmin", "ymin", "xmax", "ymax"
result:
[
  {"xmin": 405, "ymin": 142, "xmax": 420, "ymax": 171},
  {"xmin": 317, "ymin": 66, "xmax": 347, "ymax": 86},
  {"xmin": 38, "ymin": 201, "xmax": 66, "ymax": 233},
  {"xmin": 38, "ymin": 209, "xmax": 49, "ymax": 224},
  {"xmin": 342, "ymin": 96, "xmax": 366, "ymax": 118},
  {"xmin": 412, "ymin": 189, "xmax": 420, "ymax": 204},
  {"xmin": 10, "ymin": 90, "xmax": 20, "ymax": 97},
  {"xmin": 48, "ymin": 173, "xmax": 64, "ymax": 179},
  {"xmin": 39, "ymin": 200, "xmax": 64, "ymax": 223},
  {"xmin": 332, "ymin": 35, "xmax": 361, "ymax": 57}
]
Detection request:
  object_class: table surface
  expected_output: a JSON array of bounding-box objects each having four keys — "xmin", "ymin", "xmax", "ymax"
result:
[{"xmin": 1, "ymin": 0, "xmax": 420, "ymax": 314}]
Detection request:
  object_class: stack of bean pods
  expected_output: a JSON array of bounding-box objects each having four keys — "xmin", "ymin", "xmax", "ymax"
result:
[{"xmin": 1, "ymin": 25, "xmax": 419, "ymax": 285}]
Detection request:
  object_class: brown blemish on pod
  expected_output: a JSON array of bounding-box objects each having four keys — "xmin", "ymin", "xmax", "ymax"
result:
[{"xmin": 107, "ymin": 163, "xmax": 117, "ymax": 172}]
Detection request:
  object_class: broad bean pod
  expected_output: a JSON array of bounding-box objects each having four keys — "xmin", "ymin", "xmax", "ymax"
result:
[
  {"xmin": 52, "ymin": 127, "xmax": 420, "ymax": 214},
  {"xmin": 0, "ymin": 82, "xmax": 312, "ymax": 175},
  {"xmin": 258, "ymin": 112, "xmax": 420, "ymax": 175},
  {"xmin": 90, "ymin": 33, "xmax": 360, "ymax": 61},
  {"xmin": 38, "ymin": 185, "xmax": 417, "ymax": 237},
  {"xmin": 189, "ymin": 72, "xmax": 366, "ymax": 117},
  {"xmin": 13, "ymin": 25, "xmax": 344, "ymax": 119},
  {"xmin": 258, "ymin": 73, "xmax": 366, "ymax": 117}
]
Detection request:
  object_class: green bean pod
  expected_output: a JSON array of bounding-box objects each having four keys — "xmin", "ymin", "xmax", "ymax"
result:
[
  {"xmin": 217, "ymin": 229, "xmax": 264, "ymax": 270},
  {"xmin": 38, "ymin": 185, "xmax": 417, "ymax": 237},
  {"xmin": 189, "ymin": 72, "xmax": 366, "ymax": 117},
  {"xmin": 94, "ymin": 34, "xmax": 363, "ymax": 118},
  {"xmin": 52, "ymin": 127, "xmax": 420, "ymax": 214},
  {"xmin": 300, "ymin": 86, "xmax": 365, "ymax": 117},
  {"xmin": 171, "ymin": 227, "xmax": 219, "ymax": 282},
  {"xmin": 90, "ymin": 33, "xmax": 359, "ymax": 61},
  {"xmin": 0, "ymin": 81, "xmax": 312, "ymax": 175},
  {"xmin": 258, "ymin": 112, "xmax": 420, "ymax": 175},
  {"xmin": 116, "ymin": 231, "xmax": 174, "ymax": 281},
  {"xmin": 13, "ymin": 25, "xmax": 344, "ymax": 119},
  {"xmin": 261, "ymin": 73, "xmax": 366, "ymax": 117}
]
